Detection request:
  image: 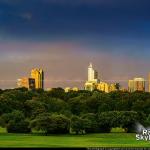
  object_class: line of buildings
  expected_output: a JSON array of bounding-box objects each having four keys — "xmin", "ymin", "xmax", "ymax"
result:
[
  {"xmin": 17, "ymin": 68, "xmax": 44, "ymax": 90},
  {"xmin": 16, "ymin": 64, "xmax": 149, "ymax": 93},
  {"xmin": 84, "ymin": 63, "xmax": 148, "ymax": 93},
  {"xmin": 84, "ymin": 63, "xmax": 118, "ymax": 92}
]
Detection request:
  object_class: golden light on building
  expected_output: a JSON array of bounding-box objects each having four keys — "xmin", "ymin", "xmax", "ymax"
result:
[
  {"xmin": 72, "ymin": 87, "xmax": 79, "ymax": 92},
  {"xmin": 17, "ymin": 77, "xmax": 35, "ymax": 89},
  {"xmin": 85, "ymin": 63, "xmax": 100, "ymax": 91},
  {"xmin": 97, "ymin": 82, "xmax": 109, "ymax": 93},
  {"xmin": 65, "ymin": 87, "xmax": 71, "ymax": 93},
  {"xmin": 31, "ymin": 68, "xmax": 44, "ymax": 89},
  {"xmin": 128, "ymin": 80, "xmax": 134, "ymax": 92},
  {"xmin": 84, "ymin": 81, "xmax": 97, "ymax": 91},
  {"xmin": 133, "ymin": 78, "xmax": 145, "ymax": 92},
  {"xmin": 109, "ymin": 84, "xmax": 117, "ymax": 92},
  {"xmin": 128, "ymin": 78, "xmax": 145, "ymax": 92},
  {"xmin": 64, "ymin": 87, "xmax": 79, "ymax": 92}
]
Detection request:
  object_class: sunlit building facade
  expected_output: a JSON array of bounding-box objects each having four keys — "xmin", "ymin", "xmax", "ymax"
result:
[
  {"xmin": 17, "ymin": 77, "xmax": 35, "ymax": 89},
  {"xmin": 97, "ymin": 82, "xmax": 109, "ymax": 93},
  {"xmin": 128, "ymin": 80, "xmax": 134, "ymax": 92},
  {"xmin": 85, "ymin": 63, "xmax": 100, "ymax": 91},
  {"xmin": 109, "ymin": 83, "xmax": 117, "ymax": 92},
  {"xmin": 72, "ymin": 87, "xmax": 79, "ymax": 92},
  {"xmin": 31, "ymin": 68, "xmax": 44, "ymax": 89},
  {"xmin": 65, "ymin": 87, "xmax": 71, "ymax": 92},
  {"xmin": 128, "ymin": 78, "xmax": 145, "ymax": 92},
  {"xmin": 85, "ymin": 82, "xmax": 97, "ymax": 91},
  {"xmin": 133, "ymin": 78, "xmax": 145, "ymax": 91},
  {"xmin": 88, "ymin": 63, "xmax": 99, "ymax": 83},
  {"xmin": 65, "ymin": 87, "xmax": 79, "ymax": 92}
]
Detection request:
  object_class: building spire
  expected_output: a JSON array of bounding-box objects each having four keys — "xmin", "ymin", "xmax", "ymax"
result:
[{"xmin": 89, "ymin": 62, "xmax": 92, "ymax": 68}]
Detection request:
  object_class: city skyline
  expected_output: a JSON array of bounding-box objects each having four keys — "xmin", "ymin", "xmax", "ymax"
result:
[
  {"xmin": 7, "ymin": 64, "xmax": 150, "ymax": 92},
  {"xmin": 0, "ymin": 0, "xmax": 150, "ymax": 89},
  {"xmin": 1, "ymin": 61, "xmax": 150, "ymax": 90}
]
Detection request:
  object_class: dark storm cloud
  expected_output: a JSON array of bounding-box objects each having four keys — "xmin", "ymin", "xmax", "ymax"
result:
[{"xmin": 0, "ymin": 0, "xmax": 150, "ymax": 40}]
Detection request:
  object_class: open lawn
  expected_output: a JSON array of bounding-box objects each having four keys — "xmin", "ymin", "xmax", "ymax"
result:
[{"xmin": 0, "ymin": 128, "xmax": 149, "ymax": 147}]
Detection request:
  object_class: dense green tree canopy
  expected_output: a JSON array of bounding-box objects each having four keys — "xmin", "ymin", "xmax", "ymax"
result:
[{"xmin": 0, "ymin": 88, "xmax": 149, "ymax": 134}]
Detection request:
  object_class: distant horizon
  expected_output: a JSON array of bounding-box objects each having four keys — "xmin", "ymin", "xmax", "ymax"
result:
[{"xmin": 0, "ymin": 63, "xmax": 150, "ymax": 91}]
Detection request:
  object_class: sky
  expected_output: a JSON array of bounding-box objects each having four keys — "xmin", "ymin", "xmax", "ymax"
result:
[{"xmin": 0, "ymin": 0, "xmax": 150, "ymax": 90}]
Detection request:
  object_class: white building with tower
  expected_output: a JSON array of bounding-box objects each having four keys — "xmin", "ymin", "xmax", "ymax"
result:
[
  {"xmin": 88, "ymin": 63, "xmax": 99, "ymax": 83},
  {"xmin": 84, "ymin": 63, "xmax": 118, "ymax": 92},
  {"xmin": 85, "ymin": 63, "xmax": 100, "ymax": 91}
]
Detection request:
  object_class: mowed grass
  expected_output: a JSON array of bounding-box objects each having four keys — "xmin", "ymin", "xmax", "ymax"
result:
[{"xmin": 0, "ymin": 127, "xmax": 149, "ymax": 147}]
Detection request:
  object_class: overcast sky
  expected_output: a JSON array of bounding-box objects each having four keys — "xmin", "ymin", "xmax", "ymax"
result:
[{"xmin": 0, "ymin": 0, "xmax": 150, "ymax": 89}]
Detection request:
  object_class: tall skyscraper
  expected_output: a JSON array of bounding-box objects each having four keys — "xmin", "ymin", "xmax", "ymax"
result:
[
  {"xmin": 17, "ymin": 77, "xmax": 35, "ymax": 90},
  {"xmin": 128, "ymin": 78, "xmax": 145, "ymax": 92},
  {"xmin": 134, "ymin": 78, "xmax": 145, "ymax": 91},
  {"xmin": 128, "ymin": 80, "xmax": 134, "ymax": 92},
  {"xmin": 88, "ymin": 63, "xmax": 94, "ymax": 81},
  {"xmin": 85, "ymin": 63, "xmax": 100, "ymax": 91},
  {"xmin": 88, "ymin": 63, "xmax": 99, "ymax": 83},
  {"xmin": 31, "ymin": 68, "xmax": 44, "ymax": 89}
]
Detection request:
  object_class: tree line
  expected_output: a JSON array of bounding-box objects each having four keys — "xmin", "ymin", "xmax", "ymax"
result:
[{"xmin": 0, "ymin": 87, "xmax": 150, "ymax": 135}]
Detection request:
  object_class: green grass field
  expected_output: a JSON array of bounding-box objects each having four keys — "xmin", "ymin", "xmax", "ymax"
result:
[{"xmin": 0, "ymin": 127, "xmax": 149, "ymax": 147}]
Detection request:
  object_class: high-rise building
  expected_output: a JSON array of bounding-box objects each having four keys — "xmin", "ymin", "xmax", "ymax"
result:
[
  {"xmin": 31, "ymin": 68, "xmax": 44, "ymax": 89},
  {"xmin": 133, "ymin": 78, "xmax": 145, "ymax": 91},
  {"xmin": 85, "ymin": 63, "xmax": 100, "ymax": 91},
  {"xmin": 128, "ymin": 78, "xmax": 145, "ymax": 92},
  {"xmin": 17, "ymin": 77, "xmax": 35, "ymax": 89},
  {"xmin": 88, "ymin": 63, "xmax": 99, "ymax": 83},
  {"xmin": 128, "ymin": 80, "xmax": 134, "ymax": 92},
  {"xmin": 88, "ymin": 63, "xmax": 94, "ymax": 81}
]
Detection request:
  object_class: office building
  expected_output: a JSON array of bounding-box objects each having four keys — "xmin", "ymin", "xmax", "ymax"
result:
[
  {"xmin": 128, "ymin": 80, "xmax": 134, "ymax": 92},
  {"xmin": 17, "ymin": 77, "xmax": 35, "ymax": 89},
  {"xmin": 97, "ymin": 82, "xmax": 109, "ymax": 93},
  {"xmin": 31, "ymin": 68, "xmax": 44, "ymax": 89},
  {"xmin": 128, "ymin": 77, "xmax": 145, "ymax": 92},
  {"xmin": 85, "ymin": 82, "xmax": 97, "ymax": 91},
  {"xmin": 85, "ymin": 63, "xmax": 100, "ymax": 91},
  {"xmin": 88, "ymin": 63, "xmax": 99, "ymax": 83},
  {"xmin": 133, "ymin": 78, "xmax": 145, "ymax": 91}
]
